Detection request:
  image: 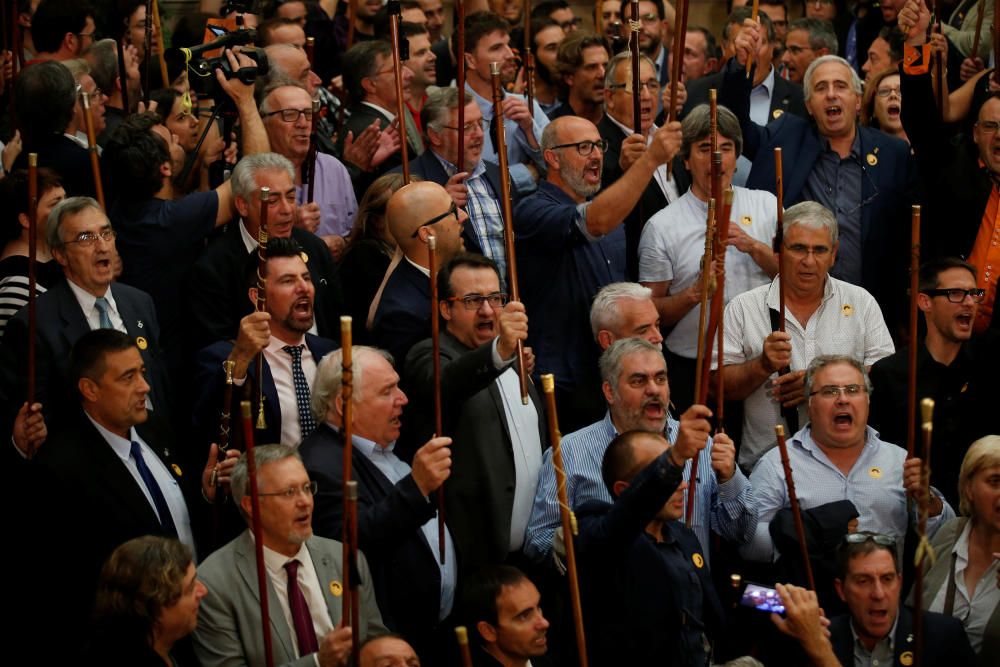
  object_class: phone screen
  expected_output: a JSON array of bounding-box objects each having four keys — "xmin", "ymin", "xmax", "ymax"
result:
[{"xmin": 739, "ymin": 582, "xmax": 786, "ymax": 615}]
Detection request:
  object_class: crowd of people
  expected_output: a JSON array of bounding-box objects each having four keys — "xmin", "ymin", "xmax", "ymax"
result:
[{"xmin": 1, "ymin": 0, "xmax": 998, "ymax": 665}]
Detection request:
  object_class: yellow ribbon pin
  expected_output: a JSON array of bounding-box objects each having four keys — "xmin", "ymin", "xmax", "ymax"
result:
[
  {"xmin": 900, "ymin": 651, "xmax": 914, "ymax": 666},
  {"xmin": 330, "ymin": 581, "xmax": 343, "ymax": 596},
  {"xmin": 869, "ymin": 467, "xmax": 881, "ymax": 479},
  {"xmin": 692, "ymin": 553, "xmax": 704, "ymax": 568},
  {"xmin": 171, "ymin": 464, "xmax": 182, "ymax": 477}
]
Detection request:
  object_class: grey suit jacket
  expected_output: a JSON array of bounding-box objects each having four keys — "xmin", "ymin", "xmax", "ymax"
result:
[{"xmin": 193, "ymin": 532, "xmax": 388, "ymax": 667}]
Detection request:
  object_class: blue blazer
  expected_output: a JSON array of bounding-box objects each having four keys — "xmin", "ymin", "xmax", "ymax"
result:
[
  {"xmin": 191, "ymin": 333, "xmax": 337, "ymax": 448},
  {"xmin": 719, "ymin": 59, "xmax": 915, "ymax": 304},
  {"xmin": 372, "ymin": 258, "xmax": 431, "ymax": 371},
  {"xmin": 830, "ymin": 606, "xmax": 975, "ymax": 667}
]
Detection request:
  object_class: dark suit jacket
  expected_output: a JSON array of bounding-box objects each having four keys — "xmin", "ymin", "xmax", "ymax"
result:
[
  {"xmin": 16, "ymin": 134, "xmax": 95, "ymax": 198},
  {"xmin": 402, "ymin": 331, "xmax": 548, "ymax": 576},
  {"xmin": 191, "ymin": 333, "xmax": 337, "ymax": 449},
  {"xmin": 400, "ymin": 149, "xmax": 524, "ymax": 255},
  {"xmin": 28, "ymin": 411, "xmax": 196, "ymax": 656},
  {"xmin": 0, "ymin": 279, "xmax": 169, "ymax": 431},
  {"xmin": 681, "ymin": 66, "xmax": 807, "ymax": 122},
  {"xmin": 576, "ymin": 451, "xmax": 724, "ymax": 666},
  {"xmin": 186, "ymin": 222, "xmax": 344, "ymax": 351},
  {"xmin": 336, "ymin": 102, "xmax": 414, "ymax": 200},
  {"xmin": 299, "ymin": 424, "xmax": 444, "ymax": 660},
  {"xmin": 597, "ymin": 113, "xmax": 691, "ymax": 281},
  {"xmin": 830, "ymin": 606, "xmax": 976, "ymax": 667},
  {"xmin": 372, "ymin": 258, "xmax": 431, "ymax": 370},
  {"xmin": 719, "ymin": 58, "xmax": 915, "ymax": 307}
]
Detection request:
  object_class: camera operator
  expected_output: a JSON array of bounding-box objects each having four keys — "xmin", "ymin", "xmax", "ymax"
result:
[{"xmin": 101, "ymin": 48, "xmax": 270, "ymax": 364}]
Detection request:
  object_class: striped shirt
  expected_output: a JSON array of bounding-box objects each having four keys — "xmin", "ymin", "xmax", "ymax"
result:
[
  {"xmin": 718, "ymin": 276, "xmax": 895, "ymax": 470},
  {"xmin": 742, "ymin": 425, "xmax": 954, "ymax": 563},
  {"xmin": 523, "ymin": 412, "xmax": 757, "ymax": 564}
]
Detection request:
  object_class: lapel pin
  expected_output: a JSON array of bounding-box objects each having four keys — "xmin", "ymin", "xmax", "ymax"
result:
[
  {"xmin": 772, "ymin": 109, "xmax": 784, "ymax": 119},
  {"xmin": 136, "ymin": 336, "xmax": 148, "ymax": 350},
  {"xmin": 171, "ymin": 463, "xmax": 182, "ymax": 477},
  {"xmin": 137, "ymin": 319, "xmax": 144, "ymax": 328},
  {"xmin": 866, "ymin": 153, "xmax": 878, "ymax": 166},
  {"xmin": 329, "ymin": 580, "xmax": 343, "ymax": 596},
  {"xmin": 842, "ymin": 304, "xmax": 854, "ymax": 316}
]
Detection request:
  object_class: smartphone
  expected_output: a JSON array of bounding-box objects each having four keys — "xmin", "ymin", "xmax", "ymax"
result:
[{"xmin": 739, "ymin": 582, "xmax": 785, "ymax": 615}]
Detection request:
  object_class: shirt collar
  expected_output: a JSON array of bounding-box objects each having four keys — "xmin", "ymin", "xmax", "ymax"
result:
[
  {"xmin": 66, "ymin": 277, "xmax": 113, "ymax": 314},
  {"xmin": 84, "ymin": 411, "xmax": 138, "ymax": 461},
  {"xmin": 238, "ymin": 220, "xmax": 258, "ymax": 254},
  {"xmin": 755, "ymin": 66, "xmax": 776, "ymax": 96},
  {"xmin": 361, "ymin": 100, "xmax": 395, "ymax": 123},
  {"xmin": 850, "ymin": 613, "xmax": 897, "ymax": 654},
  {"xmin": 765, "ymin": 273, "xmax": 835, "ymax": 309},
  {"xmin": 267, "ymin": 334, "xmax": 306, "ymax": 354},
  {"xmin": 606, "ymin": 113, "xmax": 658, "ymax": 139},
  {"xmin": 352, "ymin": 432, "xmax": 397, "ymax": 459},
  {"xmin": 261, "ymin": 539, "xmax": 311, "ymax": 577},
  {"xmin": 432, "ymin": 150, "xmax": 486, "ymax": 180}
]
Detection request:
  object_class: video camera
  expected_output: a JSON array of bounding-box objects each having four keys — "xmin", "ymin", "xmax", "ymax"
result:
[{"xmin": 164, "ymin": 28, "xmax": 269, "ymax": 103}]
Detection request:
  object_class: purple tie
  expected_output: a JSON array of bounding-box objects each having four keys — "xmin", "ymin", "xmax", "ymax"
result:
[{"xmin": 283, "ymin": 560, "xmax": 319, "ymax": 656}]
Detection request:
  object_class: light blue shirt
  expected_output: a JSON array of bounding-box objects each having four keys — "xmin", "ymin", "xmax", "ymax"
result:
[
  {"xmin": 467, "ymin": 84, "xmax": 549, "ymax": 195},
  {"xmin": 353, "ymin": 435, "xmax": 456, "ymax": 620},
  {"xmin": 523, "ymin": 412, "xmax": 757, "ymax": 563},
  {"xmin": 86, "ymin": 414, "xmax": 195, "ymax": 556},
  {"xmin": 733, "ymin": 66, "xmax": 776, "ymax": 187},
  {"xmin": 743, "ymin": 425, "xmax": 955, "ymax": 562}
]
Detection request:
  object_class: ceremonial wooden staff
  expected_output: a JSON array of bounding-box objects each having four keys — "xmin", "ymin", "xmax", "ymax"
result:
[
  {"xmin": 912, "ymin": 398, "xmax": 936, "ymax": 667},
  {"xmin": 240, "ymin": 400, "xmax": 275, "ymax": 667},
  {"xmin": 143, "ymin": 0, "xmax": 153, "ymax": 104},
  {"xmin": 541, "ymin": 374, "xmax": 589, "ymax": 667},
  {"xmin": 457, "ymin": 0, "xmax": 466, "ymax": 168},
  {"xmin": 117, "ymin": 37, "xmax": 131, "ymax": 115},
  {"xmin": 389, "ymin": 1, "xmax": 410, "ymax": 182},
  {"xmin": 490, "ymin": 61, "xmax": 529, "ymax": 405},
  {"xmin": 772, "ymin": 147, "xmax": 798, "ymax": 433},
  {"xmin": 746, "ymin": 0, "xmax": 760, "ymax": 78},
  {"xmin": 972, "ymin": 0, "xmax": 987, "ymax": 59},
  {"xmin": 522, "ymin": 1, "xmax": 535, "ymax": 115},
  {"xmin": 8, "ymin": 0, "xmax": 19, "ymax": 132},
  {"xmin": 907, "ymin": 206, "xmax": 921, "ymax": 458},
  {"xmin": 775, "ymin": 424, "xmax": 816, "ymax": 590},
  {"xmin": 630, "ymin": 0, "xmax": 641, "ymax": 133},
  {"xmin": 427, "ymin": 235, "xmax": 448, "ymax": 563},
  {"xmin": 81, "ymin": 91, "xmax": 106, "ymax": 209},
  {"xmin": 346, "ymin": 480, "xmax": 361, "ymax": 666},
  {"xmin": 210, "ymin": 359, "xmax": 237, "ymax": 546},
  {"xmin": 596, "ymin": 0, "xmax": 604, "ymax": 37},
  {"xmin": 667, "ymin": 0, "xmax": 689, "ymax": 122},
  {"xmin": 685, "ymin": 196, "xmax": 716, "ymax": 528},
  {"xmin": 933, "ymin": 3, "xmax": 944, "ymax": 118},
  {"xmin": 25, "ymin": 153, "xmax": 37, "ymax": 459},
  {"xmin": 151, "ymin": 0, "xmax": 168, "ymax": 87},
  {"xmin": 255, "ymin": 187, "xmax": 270, "ymax": 430},
  {"xmin": 699, "ymin": 188, "xmax": 733, "ymax": 421},
  {"xmin": 346, "ymin": 0, "xmax": 358, "ymax": 50},
  {"xmin": 709, "ymin": 90, "xmax": 721, "ymax": 202},
  {"xmin": 456, "ymin": 626, "xmax": 474, "ymax": 667},
  {"xmin": 339, "ymin": 316, "xmax": 358, "ymax": 639},
  {"xmin": 304, "ymin": 37, "xmax": 319, "ymax": 204}
]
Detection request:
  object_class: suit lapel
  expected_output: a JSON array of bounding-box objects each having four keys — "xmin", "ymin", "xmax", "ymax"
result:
[
  {"xmin": 54, "ymin": 281, "xmax": 93, "ymax": 352},
  {"xmin": 857, "ymin": 128, "xmax": 877, "ymax": 245},
  {"xmin": 113, "ymin": 285, "xmax": 160, "ymax": 404},
  {"xmin": 85, "ymin": 420, "xmax": 165, "ymax": 531},
  {"xmin": 234, "ymin": 532, "xmax": 297, "ymax": 659},
  {"xmin": 308, "ymin": 539, "xmax": 345, "ymax": 628}
]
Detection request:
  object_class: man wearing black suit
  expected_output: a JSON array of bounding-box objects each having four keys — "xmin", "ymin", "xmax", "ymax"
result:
[
  {"xmin": 192, "ymin": 238, "xmax": 337, "ymax": 450},
  {"xmin": 300, "ymin": 346, "xmax": 457, "ymax": 663},
  {"xmin": 404, "ymin": 254, "xmax": 547, "ymax": 577},
  {"xmin": 599, "ymin": 51, "xmax": 687, "ymax": 281},
  {"xmin": 25, "ymin": 330, "xmax": 220, "ymax": 661},
  {"xmin": 829, "ymin": 533, "xmax": 976, "ymax": 667},
  {"xmin": 0, "ymin": 197, "xmax": 170, "ymax": 434},
  {"xmin": 187, "ymin": 153, "xmax": 344, "ymax": 351},
  {"xmin": 372, "ymin": 181, "xmax": 468, "ymax": 368}
]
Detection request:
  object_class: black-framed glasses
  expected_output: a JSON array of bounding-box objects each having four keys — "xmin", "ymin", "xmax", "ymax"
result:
[
  {"xmin": 922, "ymin": 288, "xmax": 986, "ymax": 303},
  {"xmin": 843, "ymin": 531, "xmax": 895, "ymax": 548},
  {"xmin": 447, "ymin": 292, "xmax": 508, "ymax": 311},
  {"xmin": 549, "ymin": 139, "xmax": 608, "ymax": 156},
  {"xmin": 258, "ymin": 481, "xmax": 318, "ymax": 499},
  {"xmin": 262, "ymin": 107, "xmax": 314, "ymax": 123},
  {"xmin": 411, "ymin": 202, "xmax": 458, "ymax": 238},
  {"xmin": 63, "ymin": 229, "xmax": 116, "ymax": 247},
  {"xmin": 558, "ymin": 18, "xmax": 582, "ymax": 30},
  {"xmin": 607, "ymin": 80, "xmax": 661, "ymax": 94},
  {"xmin": 784, "ymin": 243, "xmax": 831, "ymax": 258},
  {"xmin": 809, "ymin": 384, "xmax": 867, "ymax": 399},
  {"xmin": 443, "ymin": 119, "xmax": 487, "ymax": 135}
]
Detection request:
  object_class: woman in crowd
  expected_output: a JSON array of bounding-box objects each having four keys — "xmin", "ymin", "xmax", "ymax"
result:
[
  {"xmin": 88, "ymin": 536, "xmax": 207, "ymax": 667},
  {"xmin": 0, "ymin": 168, "xmax": 66, "ymax": 337},
  {"xmin": 862, "ymin": 68, "xmax": 908, "ymax": 144}
]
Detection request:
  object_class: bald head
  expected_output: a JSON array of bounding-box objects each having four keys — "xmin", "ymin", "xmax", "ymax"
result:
[{"xmin": 388, "ymin": 181, "xmax": 467, "ymax": 267}]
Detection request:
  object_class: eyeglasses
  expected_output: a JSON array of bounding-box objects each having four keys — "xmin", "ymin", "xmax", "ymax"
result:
[
  {"xmin": 785, "ymin": 45, "xmax": 814, "ymax": 56},
  {"xmin": 63, "ymin": 229, "xmax": 116, "ymax": 247},
  {"xmin": 447, "ymin": 292, "xmax": 508, "ymax": 311},
  {"xmin": 875, "ymin": 86, "xmax": 901, "ymax": 98},
  {"xmin": 976, "ymin": 120, "xmax": 1000, "ymax": 133},
  {"xmin": 922, "ymin": 287, "xmax": 986, "ymax": 303},
  {"xmin": 809, "ymin": 384, "xmax": 867, "ymax": 399},
  {"xmin": 442, "ymin": 119, "xmax": 487, "ymax": 135},
  {"xmin": 638, "ymin": 12, "xmax": 660, "ymax": 24},
  {"xmin": 784, "ymin": 243, "xmax": 831, "ymax": 258},
  {"xmin": 608, "ymin": 80, "xmax": 661, "ymax": 94},
  {"xmin": 262, "ymin": 107, "xmax": 314, "ymax": 123},
  {"xmin": 258, "ymin": 481, "xmax": 318, "ymax": 499},
  {"xmin": 558, "ymin": 18, "xmax": 581, "ymax": 30},
  {"xmin": 411, "ymin": 202, "xmax": 459, "ymax": 238},
  {"xmin": 843, "ymin": 531, "xmax": 895, "ymax": 548},
  {"xmin": 549, "ymin": 139, "xmax": 608, "ymax": 156}
]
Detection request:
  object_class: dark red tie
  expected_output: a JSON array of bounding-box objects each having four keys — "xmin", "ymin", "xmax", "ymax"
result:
[{"xmin": 283, "ymin": 560, "xmax": 319, "ymax": 656}]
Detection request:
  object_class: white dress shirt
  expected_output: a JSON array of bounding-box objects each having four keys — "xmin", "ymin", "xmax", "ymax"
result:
[
  {"xmin": 66, "ymin": 279, "xmax": 126, "ymax": 333},
  {"xmin": 262, "ymin": 540, "xmax": 335, "ymax": 662}
]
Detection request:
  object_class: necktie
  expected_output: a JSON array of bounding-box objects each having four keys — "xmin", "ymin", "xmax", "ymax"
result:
[
  {"xmin": 94, "ymin": 296, "xmax": 114, "ymax": 329},
  {"xmin": 129, "ymin": 441, "xmax": 178, "ymax": 537},
  {"xmin": 283, "ymin": 560, "xmax": 319, "ymax": 656},
  {"xmin": 283, "ymin": 345, "xmax": 317, "ymax": 438}
]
